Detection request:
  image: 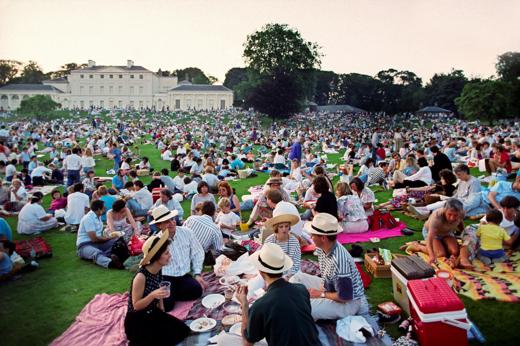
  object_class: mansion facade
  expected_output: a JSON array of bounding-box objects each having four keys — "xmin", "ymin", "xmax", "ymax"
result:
[{"xmin": 0, "ymin": 60, "xmax": 233, "ymax": 111}]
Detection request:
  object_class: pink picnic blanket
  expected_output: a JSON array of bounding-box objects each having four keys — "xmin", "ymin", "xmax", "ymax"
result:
[
  {"xmin": 51, "ymin": 293, "xmax": 195, "ymax": 346},
  {"xmin": 337, "ymin": 222, "xmax": 406, "ymax": 244}
]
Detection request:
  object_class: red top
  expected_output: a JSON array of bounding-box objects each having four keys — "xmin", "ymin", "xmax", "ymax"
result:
[{"xmin": 408, "ymin": 277, "xmax": 464, "ymax": 313}]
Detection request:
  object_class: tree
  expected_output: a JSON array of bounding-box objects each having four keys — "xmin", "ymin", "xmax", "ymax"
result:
[
  {"xmin": 329, "ymin": 73, "xmax": 383, "ymax": 111},
  {"xmin": 172, "ymin": 67, "xmax": 212, "ymax": 84},
  {"xmin": 424, "ymin": 70, "xmax": 467, "ymax": 113},
  {"xmin": 242, "ymin": 23, "xmax": 322, "ymax": 118},
  {"xmin": 455, "ymin": 80, "xmax": 512, "ymax": 122},
  {"xmin": 496, "ymin": 52, "xmax": 520, "ymax": 82},
  {"xmin": 224, "ymin": 68, "xmax": 248, "ymax": 90},
  {"xmin": 313, "ymin": 70, "xmax": 337, "ymax": 105},
  {"xmin": 0, "ymin": 60, "xmax": 22, "ymax": 86},
  {"xmin": 47, "ymin": 62, "xmax": 87, "ymax": 79},
  {"xmin": 245, "ymin": 71, "xmax": 305, "ymax": 118},
  {"xmin": 11, "ymin": 61, "xmax": 46, "ymax": 84},
  {"xmin": 243, "ymin": 23, "xmax": 322, "ymax": 75},
  {"xmin": 18, "ymin": 95, "xmax": 60, "ymax": 119}
]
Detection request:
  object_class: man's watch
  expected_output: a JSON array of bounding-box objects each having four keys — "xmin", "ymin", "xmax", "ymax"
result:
[{"xmin": 320, "ymin": 291, "xmax": 325, "ymax": 298}]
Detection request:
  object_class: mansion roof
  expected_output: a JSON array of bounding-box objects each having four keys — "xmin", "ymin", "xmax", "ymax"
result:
[
  {"xmin": 0, "ymin": 84, "xmax": 63, "ymax": 93},
  {"xmin": 75, "ymin": 65, "xmax": 150, "ymax": 72},
  {"xmin": 171, "ymin": 84, "xmax": 232, "ymax": 92}
]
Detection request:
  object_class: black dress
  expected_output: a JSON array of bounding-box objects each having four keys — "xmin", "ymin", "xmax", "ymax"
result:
[{"xmin": 124, "ymin": 267, "xmax": 189, "ymax": 346}]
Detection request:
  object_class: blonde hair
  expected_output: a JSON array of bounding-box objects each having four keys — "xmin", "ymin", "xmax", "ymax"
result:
[
  {"xmin": 218, "ymin": 197, "xmax": 231, "ymax": 209},
  {"xmin": 335, "ymin": 182, "xmax": 352, "ymax": 197}
]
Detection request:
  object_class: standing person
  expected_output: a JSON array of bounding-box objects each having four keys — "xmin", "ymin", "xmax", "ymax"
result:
[
  {"xmin": 110, "ymin": 143, "xmax": 122, "ymax": 172},
  {"xmin": 76, "ymin": 200, "xmax": 123, "ymax": 269},
  {"xmin": 124, "ymin": 231, "xmax": 190, "ymax": 345},
  {"xmin": 149, "ymin": 205, "xmax": 206, "ymax": 312},
  {"xmin": 221, "ymin": 243, "xmax": 320, "ymax": 346},
  {"xmin": 17, "ymin": 192, "xmax": 58, "ymax": 235},
  {"xmin": 291, "ymin": 213, "xmax": 368, "ymax": 320},
  {"xmin": 288, "ymin": 136, "xmax": 303, "ymax": 164},
  {"xmin": 63, "ymin": 147, "xmax": 82, "ymax": 187}
]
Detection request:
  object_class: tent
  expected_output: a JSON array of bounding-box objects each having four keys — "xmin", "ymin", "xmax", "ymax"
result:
[
  {"xmin": 317, "ymin": 104, "xmax": 366, "ymax": 113},
  {"xmin": 416, "ymin": 106, "xmax": 452, "ymax": 114}
]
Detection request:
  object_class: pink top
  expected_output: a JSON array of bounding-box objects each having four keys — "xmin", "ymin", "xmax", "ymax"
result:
[{"xmin": 49, "ymin": 197, "xmax": 67, "ymax": 211}]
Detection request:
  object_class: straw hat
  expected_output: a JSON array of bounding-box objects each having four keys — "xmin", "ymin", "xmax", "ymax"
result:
[
  {"xmin": 249, "ymin": 243, "xmax": 293, "ymax": 274},
  {"xmin": 304, "ymin": 213, "xmax": 342, "ymax": 236},
  {"xmin": 139, "ymin": 230, "xmax": 169, "ymax": 266},
  {"xmin": 264, "ymin": 201, "xmax": 300, "ymax": 232},
  {"xmin": 149, "ymin": 204, "xmax": 178, "ymax": 225}
]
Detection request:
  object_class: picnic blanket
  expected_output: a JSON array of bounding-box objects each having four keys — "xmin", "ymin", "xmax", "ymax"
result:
[
  {"xmin": 414, "ymin": 251, "xmax": 520, "ymax": 302},
  {"xmin": 26, "ymin": 185, "xmax": 60, "ymax": 196},
  {"xmin": 337, "ymin": 223, "xmax": 406, "ymax": 244}
]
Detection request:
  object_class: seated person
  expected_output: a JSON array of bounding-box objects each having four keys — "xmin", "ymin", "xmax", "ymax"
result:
[
  {"xmin": 190, "ymin": 181, "xmax": 216, "ymax": 215},
  {"xmin": 483, "ymin": 176, "xmax": 520, "ymax": 210},
  {"xmin": 76, "ymin": 200, "xmax": 123, "ymax": 269},
  {"xmin": 147, "ymin": 171, "xmax": 165, "ymax": 192},
  {"xmin": 349, "ymin": 177, "xmax": 375, "ymax": 217},
  {"xmin": 126, "ymin": 180, "xmax": 153, "ymax": 217},
  {"xmin": 64, "ymin": 183, "xmax": 90, "ymax": 227},
  {"xmin": 48, "ymin": 189, "xmax": 67, "ymax": 215},
  {"xmin": 336, "ymin": 182, "xmax": 369, "ymax": 234},
  {"xmin": 106, "ymin": 199, "xmax": 140, "ymax": 239},
  {"xmin": 477, "ymin": 209, "xmax": 512, "ymax": 265},
  {"xmin": 221, "ymin": 243, "xmax": 319, "ymax": 346},
  {"xmin": 0, "ymin": 217, "xmax": 12, "ymax": 241},
  {"xmin": 150, "ymin": 189, "xmax": 184, "ymax": 230},
  {"xmin": 215, "ymin": 198, "xmax": 241, "ymax": 234},
  {"xmin": 149, "ymin": 205, "xmax": 206, "ymax": 312},
  {"xmin": 17, "ymin": 192, "xmax": 58, "ymax": 235},
  {"xmin": 291, "ymin": 213, "xmax": 368, "ymax": 320},
  {"xmin": 422, "ymin": 198, "xmax": 465, "ymax": 266},
  {"xmin": 183, "ymin": 201, "xmax": 224, "ymax": 261},
  {"xmin": 124, "ymin": 231, "xmax": 189, "ymax": 345}
]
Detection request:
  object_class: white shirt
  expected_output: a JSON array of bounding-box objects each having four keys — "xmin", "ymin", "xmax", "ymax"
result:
[
  {"xmin": 30, "ymin": 166, "xmax": 52, "ymax": 178},
  {"xmin": 5, "ymin": 164, "xmax": 16, "ymax": 178},
  {"xmin": 81, "ymin": 156, "xmax": 96, "ymax": 168},
  {"xmin": 17, "ymin": 203, "xmax": 48, "ymax": 234},
  {"xmin": 274, "ymin": 154, "xmax": 286, "ymax": 164},
  {"xmin": 65, "ymin": 192, "xmax": 90, "ymax": 225},
  {"xmin": 133, "ymin": 187, "xmax": 153, "ymax": 210},
  {"xmin": 215, "ymin": 211, "xmax": 241, "ymax": 228},
  {"xmin": 64, "ymin": 154, "xmax": 82, "ymax": 170},
  {"xmin": 407, "ymin": 166, "xmax": 432, "ymax": 185},
  {"xmin": 173, "ymin": 175, "xmax": 185, "ymax": 191}
]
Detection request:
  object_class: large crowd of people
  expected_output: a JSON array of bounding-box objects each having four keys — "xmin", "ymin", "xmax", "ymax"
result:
[{"xmin": 1, "ymin": 108, "xmax": 520, "ymax": 344}]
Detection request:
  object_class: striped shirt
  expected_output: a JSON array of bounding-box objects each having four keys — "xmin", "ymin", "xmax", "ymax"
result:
[
  {"xmin": 162, "ymin": 226, "xmax": 205, "ymax": 277},
  {"xmin": 264, "ymin": 234, "xmax": 301, "ymax": 275},
  {"xmin": 315, "ymin": 242, "xmax": 365, "ymax": 300},
  {"xmin": 183, "ymin": 215, "xmax": 224, "ymax": 252}
]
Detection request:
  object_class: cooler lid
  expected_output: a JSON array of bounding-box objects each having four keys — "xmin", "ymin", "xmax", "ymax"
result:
[
  {"xmin": 407, "ymin": 277, "xmax": 464, "ymax": 313},
  {"xmin": 391, "ymin": 255, "xmax": 435, "ymax": 280}
]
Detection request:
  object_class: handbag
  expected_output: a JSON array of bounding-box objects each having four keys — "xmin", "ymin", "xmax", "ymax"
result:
[
  {"xmin": 128, "ymin": 235, "xmax": 145, "ymax": 256},
  {"xmin": 221, "ymin": 242, "xmax": 248, "ymax": 261},
  {"xmin": 111, "ymin": 237, "xmax": 130, "ymax": 263}
]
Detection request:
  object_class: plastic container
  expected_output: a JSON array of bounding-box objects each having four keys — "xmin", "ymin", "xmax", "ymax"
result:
[
  {"xmin": 407, "ymin": 278, "xmax": 469, "ymax": 346},
  {"xmin": 391, "ymin": 255, "xmax": 435, "ymax": 315}
]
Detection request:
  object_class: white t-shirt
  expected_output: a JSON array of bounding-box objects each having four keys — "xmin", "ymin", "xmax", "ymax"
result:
[
  {"xmin": 5, "ymin": 164, "xmax": 17, "ymax": 178},
  {"xmin": 81, "ymin": 156, "xmax": 96, "ymax": 168},
  {"xmin": 216, "ymin": 211, "xmax": 241, "ymax": 227},
  {"xmin": 64, "ymin": 154, "xmax": 82, "ymax": 170},
  {"xmin": 17, "ymin": 203, "xmax": 47, "ymax": 234},
  {"xmin": 65, "ymin": 192, "xmax": 90, "ymax": 225}
]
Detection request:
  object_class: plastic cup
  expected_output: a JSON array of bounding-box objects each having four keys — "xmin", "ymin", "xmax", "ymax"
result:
[
  {"xmin": 240, "ymin": 223, "xmax": 249, "ymax": 232},
  {"xmin": 160, "ymin": 281, "xmax": 171, "ymax": 298}
]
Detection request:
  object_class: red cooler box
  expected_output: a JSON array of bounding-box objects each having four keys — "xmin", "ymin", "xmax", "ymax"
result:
[{"xmin": 407, "ymin": 278, "xmax": 470, "ymax": 346}]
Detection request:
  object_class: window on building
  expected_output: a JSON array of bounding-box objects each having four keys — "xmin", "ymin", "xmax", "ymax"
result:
[
  {"xmin": 80, "ymin": 100, "xmax": 84, "ymax": 108},
  {"xmin": 175, "ymin": 100, "xmax": 181, "ymax": 109},
  {"xmin": 109, "ymin": 74, "xmax": 113, "ymax": 79},
  {"xmin": 89, "ymin": 86, "xmax": 93, "ymax": 95},
  {"xmin": 118, "ymin": 86, "xmax": 123, "ymax": 94},
  {"xmin": 139, "ymin": 101, "xmax": 143, "ymax": 108},
  {"xmin": 139, "ymin": 75, "xmax": 143, "ymax": 79},
  {"xmin": 130, "ymin": 86, "xmax": 135, "ymax": 95},
  {"xmin": 100, "ymin": 86, "xmax": 104, "ymax": 95},
  {"xmin": 130, "ymin": 75, "xmax": 134, "ymax": 79},
  {"xmin": 100, "ymin": 74, "xmax": 104, "ymax": 79},
  {"xmin": 100, "ymin": 100, "xmax": 104, "ymax": 107},
  {"xmin": 80, "ymin": 74, "xmax": 84, "ymax": 79},
  {"xmin": 119, "ymin": 75, "xmax": 123, "ymax": 79},
  {"xmin": 139, "ymin": 86, "xmax": 143, "ymax": 95},
  {"xmin": 80, "ymin": 86, "xmax": 84, "ymax": 95},
  {"xmin": 118, "ymin": 100, "xmax": 123, "ymax": 107},
  {"xmin": 197, "ymin": 99, "xmax": 203, "ymax": 109},
  {"xmin": 109, "ymin": 86, "xmax": 113, "ymax": 95},
  {"xmin": 220, "ymin": 100, "xmax": 226, "ymax": 109},
  {"xmin": 89, "ymin": 75, "xmax": 93, "ymax": 79}
]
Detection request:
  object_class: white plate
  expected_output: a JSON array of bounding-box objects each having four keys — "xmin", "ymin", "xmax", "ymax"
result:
[
  {"xmin": 229, "ymin": 322, "xmax": 242, "ymax": 336},
  {"xmin": 189, "ymin": 317, "xmax": 217, "ymax": 333},
  {"xmin": 202, "ymin": 294, "xmax": 225, "ymax": 309}
]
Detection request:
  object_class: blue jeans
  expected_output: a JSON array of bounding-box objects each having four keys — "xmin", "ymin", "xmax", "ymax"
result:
[
  {"xmin": 67, "ymin": 170, "xmax": 80, "ymax": 187},
  {"xmin": 126, "ymin": 198, "xmax": 149, "ymax": 217}
]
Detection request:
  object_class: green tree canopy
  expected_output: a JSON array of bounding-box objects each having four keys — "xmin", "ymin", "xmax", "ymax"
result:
[
  {"xmin": 496, "ymin": 52, "xmax": 520, "ymax": 82},
  {"xmin": 18, "ymin": 95, "xmax": 61, "ymax": 119},
  {"xmin": 243, "ymin": 23, "xmax": 322, "ymax": 75},
  {"xmin": 172, "ymin": 67, "xmax": 213, "ymax": 84},
  {"xmin": 455, "ymin": 80, "xmax": 512, "ymax": 121},
  {"xmin": 0, "ymin": 60, "xmax": 22, "ymax": 86},
  {"xmin": 423, "ymin": 70, "xmax": 467, "ymax": 113}
]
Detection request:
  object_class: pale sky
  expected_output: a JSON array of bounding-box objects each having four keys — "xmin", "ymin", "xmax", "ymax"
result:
[{"xmin": 1, "ymin": 0, "xmax": 519, "ymax": 84}]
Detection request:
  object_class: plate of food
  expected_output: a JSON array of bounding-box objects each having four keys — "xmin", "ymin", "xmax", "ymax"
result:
[
  {"xmin": 202, "ymin": 294, "xmax": 225, "ymax": 309},
  {"xmin": 223, "ymin": 301, "xmax": 241, "ymax": 314},
  {"xmin": 189, "ymin": 317, "xmax": 217, "ymax": 333},
  {"xmin": 222, "ymin": 314, "xmax": 242, "ymax": 326},
  {"xmin": 219, "ymin": 275, "xmax": 240, "ymax": 286},
  {"xmin": 229, "ymin": 322, "xmax": 242, "ymax": 336}
]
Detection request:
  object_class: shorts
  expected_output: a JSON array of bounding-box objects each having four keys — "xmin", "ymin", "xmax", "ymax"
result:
[{"xmin": 422, "ymin": 226, "xmax": 455, "ymax": 240}]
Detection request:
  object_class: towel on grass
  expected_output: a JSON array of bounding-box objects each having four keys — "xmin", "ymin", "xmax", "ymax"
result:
[{"xmin": 337, "ymin": 223, "xmax": 406, "ymax": 244}]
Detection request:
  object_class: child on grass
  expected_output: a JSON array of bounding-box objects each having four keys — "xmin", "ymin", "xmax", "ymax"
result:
[
  {"xmin": 215, "ymin": 198, "xmax": 240, "ymax": 233},
  {"xmin": 477, "ymin": 209, "xmax": 512, "ymax": 265}
]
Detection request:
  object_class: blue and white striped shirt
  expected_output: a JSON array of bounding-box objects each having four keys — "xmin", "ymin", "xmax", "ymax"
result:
[
  {"xmin": 264, "ymin": 234, "xmax": 301, "ymax": 275},
  {"xmin": 183, "ymin": 215, "xmax": 224, "ymax": 252},
  {"xmin": 316, "ymin": 241, "xmax": 365, "ymax": 300},
  {"xmin": 162, "ymin": 226, "xmax": 205, "ymax": 277}
]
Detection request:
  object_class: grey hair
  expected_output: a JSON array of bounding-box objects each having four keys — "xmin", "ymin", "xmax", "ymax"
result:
[{"xmin": 445, "ymin": 198, "xmax": 464, "ymax": 212}]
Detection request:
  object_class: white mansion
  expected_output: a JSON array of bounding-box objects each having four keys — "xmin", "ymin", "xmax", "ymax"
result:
[{"xmin": 0, "ymin": 60, "xmax": 233, "ymax": 111}]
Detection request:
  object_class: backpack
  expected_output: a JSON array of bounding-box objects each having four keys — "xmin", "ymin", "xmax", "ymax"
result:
[
  {"xmin": 15, "ymin": 236, "xmax": 52, "ymax": 259},
  {"xmin": 370, "ymin": 210, "xmax": 398, "ymax": 231}
]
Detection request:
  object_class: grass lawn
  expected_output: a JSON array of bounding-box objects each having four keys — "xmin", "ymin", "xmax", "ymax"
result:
[{"xmin": 1, "ymin": 122, "xmax": 520, "ymax": 345}]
